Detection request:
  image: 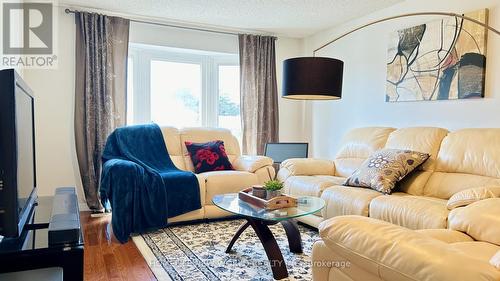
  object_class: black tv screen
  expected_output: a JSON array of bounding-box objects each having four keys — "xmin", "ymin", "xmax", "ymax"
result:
[
  {"xmin": 0, "ymin": 69, "xmax": 37, "ymax": 238},
  {"xmin": 15, "ymin": 86, "xmax": 35, "ymax": 212}
]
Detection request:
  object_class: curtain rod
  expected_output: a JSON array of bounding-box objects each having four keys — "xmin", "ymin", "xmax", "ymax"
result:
[
  {"xmin": 64, "ymin": 8, "xmax": 276, "ymax": 38},
  {"xmin": 313, "ymin": 11, "xmax": 500, "ymax": 55}
]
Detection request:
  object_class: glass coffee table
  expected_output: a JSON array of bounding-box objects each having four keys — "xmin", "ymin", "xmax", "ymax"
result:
[{"xmin": 212, "ymin": 193, "xmax": 325, "ymax": 280}]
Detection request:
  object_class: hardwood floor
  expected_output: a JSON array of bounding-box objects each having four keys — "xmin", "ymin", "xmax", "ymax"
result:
[{"xmin": 80, "ymin": 212, "xmax": 157, "ymax": 281}]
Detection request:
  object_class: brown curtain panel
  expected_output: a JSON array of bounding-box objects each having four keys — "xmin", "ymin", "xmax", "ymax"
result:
[
  {"xmin": 239, "ymin": 34, "xmax": 279, "ymax": 155},
  {"xmin": 75, "ymin": 12, "xmax": 129, "ymax": 211}
]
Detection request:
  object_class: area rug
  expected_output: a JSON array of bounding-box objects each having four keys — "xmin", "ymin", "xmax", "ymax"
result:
[{"xmin": 132, "ymin": 219, "xmax": 319, "ymax": 281}]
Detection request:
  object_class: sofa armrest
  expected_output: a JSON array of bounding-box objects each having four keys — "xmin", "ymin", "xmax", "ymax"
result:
[
  {"xmin": 447, "ymin": 186, "xmax": 500, "ymax": 210},
  {"xmin": 317, "ymin": 216, "xmax": 500, "ymax": 281},
  {"xmin": 277, "ymin": 158, "xmax": 335, "ymax": 182},
  {"xmin": 233, "ymin": 155, "xmax": 274, "ymax": 173}
]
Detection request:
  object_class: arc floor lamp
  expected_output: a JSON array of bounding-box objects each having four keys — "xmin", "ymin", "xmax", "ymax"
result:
[{"xmin": 282, "ymin": 11, "xmax": 500, "ymax": 100}]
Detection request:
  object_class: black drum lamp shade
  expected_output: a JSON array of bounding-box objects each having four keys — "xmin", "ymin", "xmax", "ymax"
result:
[{"xmin": 282, "ymin": 57, "xmax": 344, "ymax": 100}]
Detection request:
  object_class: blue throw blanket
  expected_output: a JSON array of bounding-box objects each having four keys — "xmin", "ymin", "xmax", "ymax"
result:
[{"xmin": 100, "ymin": 124, "xmax": 201, "ymax": 243}]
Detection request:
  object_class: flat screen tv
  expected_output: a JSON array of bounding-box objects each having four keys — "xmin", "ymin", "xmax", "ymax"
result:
[{"xmin": 0, "ymin": 69, "xmax": 37, "ymax": 238}]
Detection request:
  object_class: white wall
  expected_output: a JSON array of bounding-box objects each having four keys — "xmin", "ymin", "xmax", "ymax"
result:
[
  {"xmin": 23, "ymin": 8, "xmax": 82, "ymax": 202},
  {"xmin": 303, "ymin": 0, "xmax": 500, "ymax": 159},
  {"xmin": 21, "ymin": 11, "xmax": 303, "ymax": 209},
  {"xmin": 130, "ymin": 22, "xmax": 239, "ymax": 54},
  {"xmin": 275, "ymin": 37, "xmax": 307, "ymax": 142}
]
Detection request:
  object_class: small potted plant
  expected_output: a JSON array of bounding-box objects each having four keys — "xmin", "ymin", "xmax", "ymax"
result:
[{"xmin": 264, "ymin": 180, "xmax": 284, "ymax": 199}]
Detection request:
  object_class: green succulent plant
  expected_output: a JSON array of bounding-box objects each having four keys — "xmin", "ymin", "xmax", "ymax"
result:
[{"xmin": 263, "ymin": 180, "xmax": 284, "ymax": 191}]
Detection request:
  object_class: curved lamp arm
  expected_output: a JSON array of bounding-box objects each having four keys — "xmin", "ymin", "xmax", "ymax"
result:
[{"xmin": 313, "ymin": 12, "xmax": 500, "ymax": 55}]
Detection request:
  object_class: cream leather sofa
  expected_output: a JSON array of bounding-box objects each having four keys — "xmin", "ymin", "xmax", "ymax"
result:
[
  {"xmin": 277, "ymin": 127, "xmax": 500, "ymax": 228},
  {"xmin": 159, "ymin": 127, "xmax": 275, "ymax": 222},
  {"xmin": 312, "ymin": 198, "xmax": 500, "ymax": 281}
]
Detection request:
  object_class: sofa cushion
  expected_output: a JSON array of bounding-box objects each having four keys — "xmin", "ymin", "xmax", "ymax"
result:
[
  {"xmin": 334, "ymin": 127, "xmax": 395, "ymax": 177},
  {"xmin": 284, "ymin": 175, "xmax": 345, "ymax": 197},
  {"xmin": 369, "ymin": 193, "xmax": 449, "ymax": 229},
  {"xmin": 422, "ymin": 129, "xmax": 500, "ymax": 199},
  {"xmin": 321, "ymin": 186, "xmax": 382, "ymax": 219},
  {"xmin": 199, "ymin": 170, "xmax": 258, "ymax": 205},
  {"xmin": 344, "ymin": 149, "xmax": 430, "ymax": 194},
  {"xmin": 448, "ymin": 198, "xmax": 500, "ymax": 245},
  {"xmin": 435, "ymin": 128, "xmax": 500, "ymax": 179},
  {"xmin": 384, "ymin": 127, "xmax": 448, "ymax": 196},
  {"xmin": 185, "ymin": 140, "xmax": 234, "ymax": 173},
  {"xmin": 384, "ymin": 127, "xmax": 448, "ymax": 171}
]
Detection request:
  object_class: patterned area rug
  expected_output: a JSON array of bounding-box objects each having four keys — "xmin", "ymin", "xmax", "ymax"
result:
[{"xmin": 133, "ymin": 219, "xmax": 319, "ymax": 281}]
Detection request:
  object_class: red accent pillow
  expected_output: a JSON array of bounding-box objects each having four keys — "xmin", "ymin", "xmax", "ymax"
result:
[{"xmin": 184, "ymin": 140, "xmax": 234, "ymax": 173}]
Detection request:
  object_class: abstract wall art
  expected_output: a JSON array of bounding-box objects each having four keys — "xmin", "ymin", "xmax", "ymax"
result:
[{"xmin": 386, "ymin": 9, "xmax": 488, "ymax": 102}]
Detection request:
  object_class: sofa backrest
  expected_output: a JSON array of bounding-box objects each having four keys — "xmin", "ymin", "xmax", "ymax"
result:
[
  {"xmin": 423, "ymin": 129, "xmax": 500, "ymax": 199},
  {"xmin": 160, "ymin": 126, "xmax": 241, "ymax": 172},
  {"xmin": 180, "ymin": 127, "xmax": 241, "ymax": 172},
  {"xmin": 160, "ymin": 127, "xmax": 185, "ymax": 169},
  {"xmin": 384, "ymin": 127, "xmax": 449, "ymax": 195},
  {"xmin": 334, "ymin": 127, "xmax": 395, "ymax": 177}
]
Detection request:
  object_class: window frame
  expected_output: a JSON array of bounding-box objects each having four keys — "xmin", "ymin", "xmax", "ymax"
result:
[{"xmin": 128, "ymin": 43, "xmax": 239, "ymax": 128}]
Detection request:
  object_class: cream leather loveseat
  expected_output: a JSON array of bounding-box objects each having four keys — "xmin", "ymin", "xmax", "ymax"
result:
[
  {"xmin": 160, "ymin": 127, "xmax": 275, "ymax": 222},
  {"xmin": 277, "ymin": 127, "xmax": 500, "ymax": 229}
]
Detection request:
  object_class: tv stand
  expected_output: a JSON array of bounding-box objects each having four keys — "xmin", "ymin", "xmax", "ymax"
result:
[{"xmin": 0, "ymin": 195, "xmax": 84, "ymax": 281}]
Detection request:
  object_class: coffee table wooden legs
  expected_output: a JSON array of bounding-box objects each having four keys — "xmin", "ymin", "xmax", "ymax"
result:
[
  {"xmin": 248, "ymin": 219, "xmax": 288, "ymax": 280},
  {"xmin": 225, "ymin": 219, "xmax": 302, "ymax": 280},
  {"xmin": 225, "ymin": 220, "xmax": 250, "ymax": 253},
  {"xmin": 280, "ymin": 219, "xmax": 303, "ymax": 254}
]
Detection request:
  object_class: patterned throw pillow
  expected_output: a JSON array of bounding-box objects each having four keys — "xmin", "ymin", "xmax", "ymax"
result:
[
  {"xmin": 185, "ymin": 140, "xmax": 234, "ymax": 174},
  {"xmin": 343, "ymin": 149, "xmax": 430, "ymax": 194}
]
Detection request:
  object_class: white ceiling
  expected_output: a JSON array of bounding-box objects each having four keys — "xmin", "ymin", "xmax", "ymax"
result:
[{"xmin": 61, "ymin": 0, "xmax": 403, "ymax": 38}]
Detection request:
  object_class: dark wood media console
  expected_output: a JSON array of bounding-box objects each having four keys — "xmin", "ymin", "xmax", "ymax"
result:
[{"xmin": 0, "ymin": 196, "xmax": 84, "ymax": 281}]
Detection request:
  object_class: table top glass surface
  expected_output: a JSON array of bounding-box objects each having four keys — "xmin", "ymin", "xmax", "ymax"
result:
[{"xmin": 212, "ymin": 193, "xmax": 325, "ymax": 221}]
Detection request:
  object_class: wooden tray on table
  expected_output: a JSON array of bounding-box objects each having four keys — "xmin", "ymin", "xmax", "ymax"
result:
[{"xmin": 238, "ymin": 188, "xmax": 297, "ymax": 210}]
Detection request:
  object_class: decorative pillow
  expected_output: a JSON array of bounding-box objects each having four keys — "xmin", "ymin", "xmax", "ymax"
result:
[
  {"xmin": 185, "ymin": 140, "xmax": 234, "ymax": 173},
  {"xmin": 343, "ymin": 149, "xmax": 430, "ymax": 194},
  {"xmin": 447, "ymin": 186, "xmax": 500, "ymax": 210}
]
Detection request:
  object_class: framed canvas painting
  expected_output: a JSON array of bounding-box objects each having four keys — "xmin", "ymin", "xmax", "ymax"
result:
[{"xmin": 386, "ymin": 9, "xmax": 488, "ymax": 102}]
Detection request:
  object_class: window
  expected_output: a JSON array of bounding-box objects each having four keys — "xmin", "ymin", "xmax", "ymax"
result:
[
  {"xmin": 218, "ymin": 65, "xmax": 241, "ymax": 140},
  {"xmin": 127, "ymin": 44, "xmax": 241, "ymax": 139},
  {"xmin": 150, "ymin": 60, "xmax": 202, "ymax": 127}
]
